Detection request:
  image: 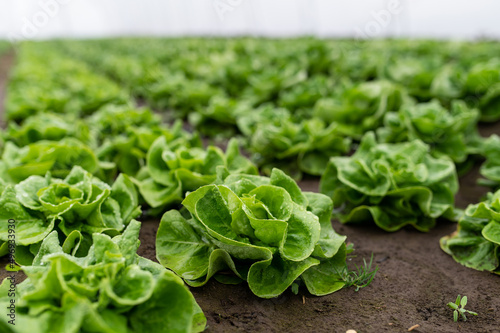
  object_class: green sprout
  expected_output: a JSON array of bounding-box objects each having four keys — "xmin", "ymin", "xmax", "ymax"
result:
[
  {"xmin": 336, "ymin": 253, "xmax": 379, "ymax": 291},
  {"xmin": 447, "ymin": 295, "xmax": 478, "ymax": 322}
]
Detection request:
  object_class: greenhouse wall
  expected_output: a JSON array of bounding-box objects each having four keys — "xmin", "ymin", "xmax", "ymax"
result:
[{"xmin": 0, "ymin": 0, "xmax": 499, "ymax": 41}]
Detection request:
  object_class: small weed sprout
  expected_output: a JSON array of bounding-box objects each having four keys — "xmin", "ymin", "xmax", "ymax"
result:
[
  {"xmin": 336, "ymin": 253, "xmax": 379, "ymax": 291},
  {"xmin": 447, "ymin": 295, "xmax": 478, "ymax": 322}
]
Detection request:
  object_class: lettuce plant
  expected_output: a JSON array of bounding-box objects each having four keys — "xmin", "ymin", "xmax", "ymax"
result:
[
  {"xmin": 429, "ymin": 64, "xmax": 465, "ymax": 100},
  {"xmin": 478, "ymin": 82, "xmax": 500, "ymax": 123},
  {"xmin": 463, "ymin": 59, "xmax": 500, "ymax": 122},
  {"xmin": 242, "ymin": 65, "xmax": 307, "ymax": 105},
  {"xmin": 377, "ymin": 100, "xmax": 480, "ymax": 164},
  {"xmin": 88, "ymin": 105, "xmax": 167, "ymax": 172},
  {"xmin": 188, "ymin": 96, "xmax": 252, "ymax": 137},
  {"xmin": 3, "ymin": 113, "xmax": 91, "ymax": 148},
  {"xmin": 0, "ymin": 221, "xmax": 206, "ymax": 333},
  {"xmin": 320, "ymin": 132, "xmax": 458, "ymax": 232},
  {"xmin": 134, "ymin": 138, "xmax": 257, "ymax": 212},
  {"xmin": 156, "ymin": 168, "xmax": 348, "ymax": 298},
  {"xmin": 313, "ymin": 80, "xmax": 407, "ymax": 139},
  {"xmin": 95, "ymin": 120, "xmax": 201, "ymax": 181},
  {"xmin": 248, "ymin": 118, "xmax": 351, "ymax": 178},
  {"xmin": 87, "ymin": 105, "xmax": 161, "ymax": 139},
  {"xmin": 0, "ymin": 139, "xmax": 100, "ymax": 183},
  {"xmin": 236, "ymin": 104, "xmax": 290, "ymax": 138},
  {"xmin": 441, "ymin": 189, "xmax": 500, "ymax": 274},
  {"xmin": 147, "ymin": 74, "xmax": 223, "ymax": 116},
  {"xmin": 0, "ymin": 166, "xmax": 140, "ymax": 264},
  {"xmin": 479, "ymin": 134, "xmax": 500, "ymax": 188},
  {"xmin": 277, "ymin": 75, "xmax": 334, "ymax": 113},
  {"xmin": 381, "ymin": 56, "xmax": 442, "ymax": 101}
]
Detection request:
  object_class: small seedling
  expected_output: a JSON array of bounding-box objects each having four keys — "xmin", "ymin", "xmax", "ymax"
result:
[
  {"xmin": 336, "ymin": 253, "xmax": 379, "ymax": 291},
  {"xmin": 447, "ymin": 295, "xmax": 478, "ymax": 322}
]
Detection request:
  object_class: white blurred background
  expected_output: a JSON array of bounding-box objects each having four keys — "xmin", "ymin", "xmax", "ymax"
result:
[{"xmin": 0, "ymin": 0, "xmax": 498, "ymax": 41}]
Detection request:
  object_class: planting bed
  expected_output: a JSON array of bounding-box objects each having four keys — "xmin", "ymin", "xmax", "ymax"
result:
[
  {"xmin": 1, "ymin": 49, "xmax": 499, "ymax": 333},
  {"xmin": 135, "ymin": 158, "xmax": 500, "ymax": 333}
]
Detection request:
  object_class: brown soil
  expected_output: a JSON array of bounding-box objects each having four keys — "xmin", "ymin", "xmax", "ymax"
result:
[{"xmin": 1, "ymin": 51, "xmax": 500, "ymax": 332}]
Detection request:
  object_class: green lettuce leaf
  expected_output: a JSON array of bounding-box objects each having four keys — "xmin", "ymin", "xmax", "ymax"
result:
[
  {"xmin": 0, "ymin": 221, "xmax": 206, "ymax": 333},
  {"xmin": 135, "ymin": 138, "xmax": 257, "ymax": 211},
  {"xmin": 320, "ymin": 132, "xmax": 458, "ymax": 232},
  {"xmin": 248, "ymin": 117, "xmax": 351, "ymax": 178},
  {"xmin": 0, "ymin": 139, "xmax": 99, "ymax": 183},
  {"xmin": 313, "ymin": 80, "xmax": 407, "ymax": 139},
  {"xmin": 377, "ymin": 99, "xmax": 480, "ymax": 163},
  {"xmin": 463, "ymin": 59, "xmax": 500, "ymax": 122},
  {"xmin": 479, "ymin": 134, "xmax": 500, "ymax": 188},
  {"xmin": 3, "ymin": 113, "xmax": 91, "ymax": 148},
  {"xmin": 441, "ymin": 190, "xmax": 500, "ymax": 273},
  {"xmin": 0, "ymin": 166, "xmax": 141, "ymax": 264},
  {"xmin": 157, "ymin": 168, "xmax": 347, "ymax": 298}
]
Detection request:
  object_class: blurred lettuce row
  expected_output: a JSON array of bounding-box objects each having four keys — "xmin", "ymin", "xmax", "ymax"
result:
[
  {"xmin": 440, "ymin": 190, "xmax": 500, "ymax": 274},
  {"xmin": 380, "ymin": 54, "xmax": 461, "ymax": 101},
  {"xmin": 62, "ymin": 38, "xmax": 500, "ymax": 122},
  {"xmin": 367, "ymin": 47, "xmax": 500, "ymax": 122},
  {"xmin": 0, "ymin": 221, "xmax": 206, "ymax": 333},
  {"xmin": 60, "ymin": 38, "xmax": 500, "ymax": 119},
  {"xmin": 187, "ymin": 95, "xmax": 252, "ymax": 138},
  {"xmin": 189, "ymin": 80, "xmax": 408, "ymax": 178},
  {"xmin": 5, "ymin": 42, "xmax": 129, "ymax": 122},
  {"xmin": 320, "ymin": 132, "xmax": 459, "ymax": 232},
  {"xmin": 0, "ymin": 166, "xmax": 140, "ymax": 265},
  {"xmin": 0, "ymin": 138, "xmax": 101, "ymax": 184},
  {"xmin": 133, "ymin": 138, "xmax": 258, "ymax": 214},
  {"xmin": 51, "ymin": 38, "xmax": 500, "ymax": 178},
  {"xmin": 376, "ymin": 99, "xmax": 482, "ymax": 166},
  {"xmin": 156, "ymin": 168, "xmax": 348, "ymax": 298},
  {"xmin": 478, "ymin": 134, "xmax": 500, "ymax": 188},
  {"xmin": 3, "ymin": 100, "xmax": 160, "ymax": 150},
  {"xmin": 189, "ymin": 98, "xmax": 351, "ymax": 179},
  {"xmin": 189, "ymin": 80, "xmax": 481, "ymax": 179},
  {"xmin": 0, "ymin": 105, "xmax": 199, "ymax": 184},
  {"xmin": 2, "ymin": 112, "xmax": 92, "ymax": 148},
  {"xmin": 89, "ymin": 107, "xmax": 201, "ymax": 181}
]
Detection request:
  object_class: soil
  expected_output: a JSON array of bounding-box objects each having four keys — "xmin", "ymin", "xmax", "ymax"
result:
[{"xmin": 1, "ymin": 51, "xmax": 500, "ymax": 333}]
